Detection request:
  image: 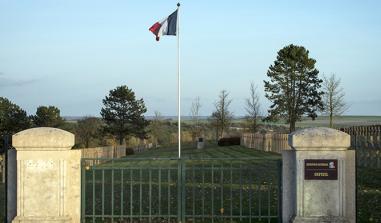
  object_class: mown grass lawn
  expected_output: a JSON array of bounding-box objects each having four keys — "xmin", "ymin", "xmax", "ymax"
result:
[
  {"xmin": 357, "ymin": 167, "xmax": 381, "ymax": 223},
  {"xmin": 82, "ymin": 145, "xmax": 282, "ymax": 223},
  {"xmin": 0, "ymin": 183, "xmax": 3, "ymax": 221}
]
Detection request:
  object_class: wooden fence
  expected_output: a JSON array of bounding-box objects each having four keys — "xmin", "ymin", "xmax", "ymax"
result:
[
  {"xmin": 80, "ymin": 144, "xmax": 149, "ymax": 159},
  {"xmin": 242, "ymin": 126, "xmax": 381, "ymax": 169},
  {"xmin": 340, "ymin": 125, "xmax": 381, "ymax": 168},
  {"xmin": 241, "ymin": 132, "xmax": 290, "ymax": 153},
  {"xmin": 339, "ymin": 125, "xmax": 381, "ymax": 136},
  {"xmin": 80, "ymin": 146, "xmax": 124, "ymax": 159}
]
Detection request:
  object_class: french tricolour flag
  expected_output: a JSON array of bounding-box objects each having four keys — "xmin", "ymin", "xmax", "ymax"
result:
[{"xmin": 149, "ymin": 9, "xmax": 178, "ymax": 41}]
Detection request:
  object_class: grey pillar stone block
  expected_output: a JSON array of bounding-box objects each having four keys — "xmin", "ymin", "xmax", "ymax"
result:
[
  {"xmin": 11, "ymin": 127, "xmax": 81, "ymax": 223},
  {"xmin": 282, "ymin": 127, "xmax": 355, "ymax": 223}
]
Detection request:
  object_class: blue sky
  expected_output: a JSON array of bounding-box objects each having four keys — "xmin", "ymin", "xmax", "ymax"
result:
[{"xmin": 0, "ymin": 0, "xmax": 380, "ymax": 116}]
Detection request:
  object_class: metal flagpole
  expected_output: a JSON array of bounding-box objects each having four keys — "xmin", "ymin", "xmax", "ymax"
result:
[{"xmin": 177, "ymin": 2, "xmax": 181, "ymax": 159}]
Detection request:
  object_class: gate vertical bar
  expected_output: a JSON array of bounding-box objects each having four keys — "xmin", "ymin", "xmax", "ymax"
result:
[
  {"xmin": 149, "ymin": 168, "xmax": 152, "ymax": 223},
  {"xmin": 177, "ymin": 159, "xmax": 182, "ymax": 222},
  {"xmin": 81, "ymin": 159, "xmax": 85, "ymax": 222},
  {"xmin": 121, "ymin": 169, "xmax": 124, "ymax": 220},
  {"xmin": 192, "ymin": 164, "xmax": 195, "ymax": 221},
  {"xmin": 258, "ymin": 175, "xmax": 262, "ymax": 220},
  {"xmin": 4, "ymin": 135, "xmax": 9, "ymax": 223},
  {"xmin": 111, "ymin": 160, "xmax": 114, "ymax": 223},
  {"xmin": 102, "ymin": 169, "xmax": 104, "ymax": 221},
  {"xmin": 201, "ymin": 162, "xmax": 205, "ymax": 221},
  {"xmin": 268, "ymin": 183, "xmax": 271, "ymax": 223},
  {"xmin": 92, "ymin": 168, "xmax": 96, "ymax": 222},
  {"xmin": 139, "ymin": 168, "xmax": 142, "ymax": 222},
  {"xmin": 220, "ymin": 164, "xmax": 224, "ymax": 221},
  {"xmin": 181, "ymin": 159, "xmax": 186, "ymax": 223},
  {"xmin": 249, "ymin": 166, "xmax": 253, "ymax": 223},
  {"xmin": 130, "ymin": 169, "xmax": 133, "ymax": 223},
  {"xmin": 202, "ymin": 162, "xmax": 205, "ymax": 222},
  {"xmin": 239, "ymin": 164, "xmax": 242, "ymax": 221},
  {"xmin": 158, "ymin": 168, "xmax": 161, "ymax": 216},
  {"xmin": 230, "ymin": 162, "xmax": 233, "ymax": 223},
  {"xmin": 211, "ymin": 163, "xmax": 214, "ymax": 223},
  {"xmin": 278, "ymin": 160, "xmax": 282, "ymax": 223},
  {"xmin": 168, "ymin": 168, "xmax": 171, "ymax": 223}
]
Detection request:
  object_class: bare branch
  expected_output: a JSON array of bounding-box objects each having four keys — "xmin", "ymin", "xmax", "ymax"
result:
[
  {"xmin": 245, "ymin": 82, "xmax": 261, "ymax": 132},
  {"xmin": 190, "ymin": 97, "xmax": 202, "ymax": 142},
  {"xmin": 322, "ymin": 74, "xmax": 349, "ymax": 128}
]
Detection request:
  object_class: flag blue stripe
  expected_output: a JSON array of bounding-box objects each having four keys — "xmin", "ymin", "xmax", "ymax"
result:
[{"xmin": 166, "ymin": 9, "xmax": 177, "ymax": 36}]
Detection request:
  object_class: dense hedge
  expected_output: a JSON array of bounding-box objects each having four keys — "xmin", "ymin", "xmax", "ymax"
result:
[
  {"xmin": 125, "ymin": 148, "xmax": 135, "ymax": 156},
  {"xmin": 218, "ymin": 137, "xmax": 241, "ymax": 146}
]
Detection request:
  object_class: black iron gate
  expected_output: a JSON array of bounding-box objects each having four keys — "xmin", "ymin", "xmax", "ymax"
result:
[{"xmin": 81, "ymin": 158, "xmax": 282, "ymax": 223}]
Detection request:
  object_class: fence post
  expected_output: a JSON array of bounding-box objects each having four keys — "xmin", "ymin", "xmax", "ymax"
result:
[
  {"xmin": 263, "ymin": 132, "xmax": 273, "ymax": 152},
  {"xmin": 11, "ymin": 127, "xmax": 81, "ymax": 223},
  {"xmin": 282, "ymin": 127, "xmax": 355, "ymax": 223}
]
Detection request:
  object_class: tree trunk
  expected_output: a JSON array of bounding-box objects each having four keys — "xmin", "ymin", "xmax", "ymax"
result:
[
  {"xmin": 139, "ymin": 138, "xmax": 144, "ymax": 149},
  {"xmin": 252, "ymin": 119, "xmax": 257, "ymax": 133},
  {"xmin": 329, "ymin": 114, "xmax": 333, "ymax": 128},
  {"xmin": 85, "ymin": 139, "xmax": 89, "ymax": 148},
  {"xmin": 119, "ymin": 136, "xmax": 124, "ymax": 145},
  {"xmin": 290, "ymin": 120, "xmax": 296, "ymax": 133}
]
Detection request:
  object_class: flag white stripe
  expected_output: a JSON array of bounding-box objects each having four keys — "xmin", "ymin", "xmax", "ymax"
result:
[{"xmin": 158, "ymin": 19, "xmax": 169, "ymax": 37}]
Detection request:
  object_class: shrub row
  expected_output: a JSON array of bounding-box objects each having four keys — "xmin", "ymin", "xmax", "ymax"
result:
[
  {"xmin": 125, "ymin": 148, "xmax": 135, "ymax": 155},
  {"xmin": 218, "ymin": 137, "xmax": 241, "ymax": 146}
]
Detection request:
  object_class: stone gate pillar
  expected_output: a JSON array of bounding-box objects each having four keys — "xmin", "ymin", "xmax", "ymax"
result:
[
  {"xmin": 282, "ymin": 127, "xmax": 355, "ymax": 223},
  {"xmin": 12, "ymin": 127, "xmax": 81, "ymax": 223}
]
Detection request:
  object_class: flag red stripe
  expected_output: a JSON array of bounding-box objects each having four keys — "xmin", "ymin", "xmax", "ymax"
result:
[{"xmin": 149, "ymin": 22, "xmax": 162, "ymax": 36}]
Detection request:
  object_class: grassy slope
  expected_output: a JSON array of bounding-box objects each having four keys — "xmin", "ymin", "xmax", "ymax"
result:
[
  {"xmin": 357, "ymin": 167, "xmax": 381, "ymax": 223},
  {"xmin": 0, "ymin": 183, "xmax": 3, "ymax": 221}
]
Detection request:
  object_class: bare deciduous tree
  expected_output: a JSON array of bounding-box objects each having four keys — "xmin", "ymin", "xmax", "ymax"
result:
[
  {"xmin": 245, "ymin": 82, "xmax": 261, "ymax": 132},
  {"xmin": 150, "ymin": 111, "xmax": 162, "ymax": 148},
  {"xmin": 322, "ymin": 74, "xmax": 348, "ymax": 128},
  {"xmin": 148, "ymin": 111, "xmax": 172, "ymax": 148},
  {"xmin": 77, "ymin": 117, "xmax": 102, "ymax": 148},
  {"xmin": 190, "ymin": 97, "xmax": 202, "ymax": 142},
  {"xmin": 211, "ymin": 90, "xmax": 232, "ymax": 139}
]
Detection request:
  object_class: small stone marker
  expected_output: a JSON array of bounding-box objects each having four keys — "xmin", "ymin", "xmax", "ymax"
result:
[{"xmin": 197, "ymin": 137, "xmax": 204, "ymax": 149}]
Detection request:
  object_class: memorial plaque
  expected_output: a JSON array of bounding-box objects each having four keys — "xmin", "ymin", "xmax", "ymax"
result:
[{"xmin": 304, "ymin": 159, "xmax": 338, "ymax": 180}]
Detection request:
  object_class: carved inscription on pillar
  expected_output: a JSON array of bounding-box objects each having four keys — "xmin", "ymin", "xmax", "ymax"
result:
[{"xmin": 25, "ymin": 160, "xmax": 55, "ymax": 169}]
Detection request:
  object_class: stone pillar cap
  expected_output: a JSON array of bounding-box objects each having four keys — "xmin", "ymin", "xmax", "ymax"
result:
[
  {"xmin": 12, "ymin": 127, "xmax": 75, "ymax": 150},
  {"xmin": 288, "ymin": 127, "xmax": 350, "ymax": 150}
]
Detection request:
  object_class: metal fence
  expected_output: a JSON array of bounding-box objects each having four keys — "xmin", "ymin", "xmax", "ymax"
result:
[{"xmin": 81, "ymin": 158, "xmax": 282, "ymax": 223}]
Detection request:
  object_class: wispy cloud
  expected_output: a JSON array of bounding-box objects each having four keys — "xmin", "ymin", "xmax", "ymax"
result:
[{"xmin": 0, "ymin": 72, "xmax": 39, "ymax": 87}]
